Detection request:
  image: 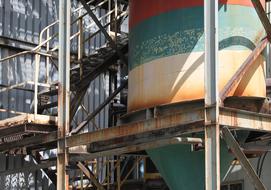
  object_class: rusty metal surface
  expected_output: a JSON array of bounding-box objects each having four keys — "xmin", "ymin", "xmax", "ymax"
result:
[
  {"xmin": 1, "ymin": 100, "xmax": 271, "ymax": 153},
  {"xmin": 67, "ymin": 105, "xmax": 271, "ymax": 149},
  {"xmin": 66, "ymin": 107, "xmax": 205, "ymax": 148},
  {"xmin": 220, "ymin": 107, "xmax": 271, "ymax": 131},
  {"xmin": 128, "ymin": 51, "xmax": 266, "ymax": 112},
  {"xmin": 0, "ymin": 114, "xmax": 57, "ymax": 141},
  {"xmin": 220, "ymin": 38, "xmax": 268, "ymax": 103},
  {"xmin": 252, "ymin": 0, "xmax": 271, "ymax": 41}
]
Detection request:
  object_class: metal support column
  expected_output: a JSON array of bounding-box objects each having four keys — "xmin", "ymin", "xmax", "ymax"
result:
[
  {"xmin": 57, "ymin": 0, "xmax": 71, "ymax": 189},
  {"xmin": 204, "ymin": 0, "xmax": 220, "ymax": 189}
]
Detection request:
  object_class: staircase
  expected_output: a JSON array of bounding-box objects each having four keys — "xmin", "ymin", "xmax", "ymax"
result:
[
  {"xmin": 38, "ymin": 35, "xmax": 128, "ymax": 115},
  {"xmin": 0, "ymin": 0, "xmax": 128, "ymax": 146}
]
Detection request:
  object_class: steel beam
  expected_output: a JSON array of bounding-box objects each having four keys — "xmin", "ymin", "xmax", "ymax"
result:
[
  {"xmin": 204, "ymin": 0, "xmax": 220, "ymax": 189},
  {"xmin": 251, "ymin": 0, "xmax": 271, "ymax": 41},
  {"xmin": 2, "ymin": 105, "xmax": 271, "ymax": 153},
  {"xmin": 69, "ymin": 137, "xmax": 203, "ymax": 163},
  {"xmin": 219, "ymin": 38, "xmax": 268, "ymax": 102},
  {"xmin": 57, "ymin": 0, "xmax": 71, "ymax": 189},
  {"xmin": 219, "ymin": 107, "xmax": 271, "ymax": 131},
  {"xmin": 66, "ymin": 108, "xmax": 204, "ymax": 148},
  {"xmin": 0, "ymin": 125, "xmax": 56, "ymax": 139},
  {"xmin": 222, "ymin": 127, "xmax": 266, "ymax": 190},
  {"xmin": 0, "ymin": 132, "xmax": 57, "ymax": 152},
  {"xmin": 0, "ymin": 114, "xmax": 57, "ymax": 128}
]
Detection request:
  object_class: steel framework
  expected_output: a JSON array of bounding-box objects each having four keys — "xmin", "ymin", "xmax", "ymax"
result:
[{"xmin": 0, "ymin": 0, "xmax": 271, "ymax": 190}]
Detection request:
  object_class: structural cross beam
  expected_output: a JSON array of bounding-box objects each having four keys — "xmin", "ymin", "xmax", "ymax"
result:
[
  {"xmin": 219, "ymin": 38, "xmax": 268, "ymax": 102},
  {"xmin": 77, "ymin": 161, "xmax": 105, "ymax": 190},
  {"xmin": 3, "ymin": 105, "xmax": 271, "ymax": 153},
  {"xmin": 222, "ymin": 127, "xmax": 266, "ymax": 190},
  {"xmin": 71, "ymin": 79, "xmax": 128, "ymax": 134},
  {"xmin": 251, "ymin": 0, "xmax": 271, "ymax": 42}
]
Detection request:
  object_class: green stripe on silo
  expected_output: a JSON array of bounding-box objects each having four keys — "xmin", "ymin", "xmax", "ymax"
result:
[{"xmin": 129, "ymin": 5, "xmax": 265, "ymax": 70}]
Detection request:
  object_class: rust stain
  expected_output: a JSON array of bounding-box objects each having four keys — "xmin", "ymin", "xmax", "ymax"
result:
[{"xmin": 128, "ymin": 50, "xmax": 266, "ymax": 112}]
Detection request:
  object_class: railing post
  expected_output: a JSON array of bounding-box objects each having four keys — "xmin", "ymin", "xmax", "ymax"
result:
[
  {"xmin": 108, "ymin": 0, "xmax": 111, "ymax": 33},
  {"xmin": 107, "ymin": 158, "xmax": 110, "ymax": 189},
  {"xmin": 78, "ymin": 9, "xmax": 84, "ymax": 79},
  {"xmin": 117, "ymin": 157, "xmax": 121, "ymax": 190},
  {"xmin": 34, "ymin": 53, "xmax": 40, "ymax": 117},
  {"xmin": 46, "ymin": 29, "xmax": 50, "ymax": 84},
  {"xmin": 114, "ymin": 0, "xmax": 118, "ymax": 42}
]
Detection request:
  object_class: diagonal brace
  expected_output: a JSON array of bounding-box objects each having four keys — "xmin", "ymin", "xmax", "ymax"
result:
[
  {"xmin": 77, "ymin": 161, "xmax": 106, "ymax": 190},
  {"xmin": 71, "ymin": 79, "xmax": 128, "ymax": 134},
  {"xmin": 79, "ymin": 0, "xmax": 128, "ymax": 65},
  {"xmin": 219, "ymin": 38, "xmax": 268, "ymax": 103},
  {"xmin": 222, "ymin": 127, "xmax": 266, "ymax": 190},
  {"xmin": 251, "ymin": 0, "xmax": 271, "ymax": 42}
]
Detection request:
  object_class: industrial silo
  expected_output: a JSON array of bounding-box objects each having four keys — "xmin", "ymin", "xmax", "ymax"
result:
[{"xmin": 128, "ymin": 0, "xmax": 266, "ymax": 189}]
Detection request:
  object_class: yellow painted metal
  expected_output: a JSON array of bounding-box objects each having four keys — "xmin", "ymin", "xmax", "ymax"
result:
[{"xmin": 128, "ymin": 50, "xmax": 266, "ymax": 111}]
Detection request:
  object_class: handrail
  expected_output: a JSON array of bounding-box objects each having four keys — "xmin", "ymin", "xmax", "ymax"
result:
[
  {"xmin": 51, "ymin": 9, "xmax": 125, "ymax": 52},
  {"xmin": 0, "ymin": 81, "xmax": 51, "ymax": 93},
  {"xmin": 84, "ymin": 11, "xmax": 128, "ymax": 43},
  {"xmin": 0, "ymin": 51, "xmax": 52, "ymax": 63},
  {"xmin": 0, "ymin": 33, "xmax": 57, "ymax": 62},
  {"xmin": 0, "ymin": 0, "xmax": 127, "ymax": 117},
  {"xmin": 86, "ymin": 9, "xmax": 114, "ymax": 29},
  {"xmin": 72, "ymin": 0, "xmax": 108, "ymax": 14},
  {"xmin": 0, "ymin": 0, "xmax": 120, "ymax": 63},
  {"xmin": 72, "ymin": 0, "xmax": 109, "ymax": 24}
]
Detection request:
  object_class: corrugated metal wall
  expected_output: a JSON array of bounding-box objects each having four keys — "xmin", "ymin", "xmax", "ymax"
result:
[{"xmin": 0, "ymin": 0, "xmax": 110, "ymax": 189}]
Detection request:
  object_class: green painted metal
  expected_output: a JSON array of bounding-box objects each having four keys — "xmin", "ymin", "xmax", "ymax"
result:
[
  {"xmin": 147, "ymin": 132, "xmax": 249, "ymax": 190},
  {"xmin": 147, "ymin": 141, "xmax": 232, "ymax": 190},
  {"xmin": 129, "ymin": 5, "xmax": 265, "ymax": 70}
]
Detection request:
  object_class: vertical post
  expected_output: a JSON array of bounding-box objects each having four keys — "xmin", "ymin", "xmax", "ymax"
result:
[
  {"xmin": 267, "ymin": 1, "xmax": 271, "ymax": 78},
  {"xmin": 108, "ymin": 0, "xmax": 111, "ymax": 33},
  {"xmin": 78, "ymin": 9, "xmax": 84, "ymax": 79},
  {"xmin": 107, "ymin": 158, "xmax": 110, "ymax": 190},
  {"xmin": 117, "ymin": 157, "xmax": 121, "ymax": 190},
  {"xmin": 57, "ymin": 0, "xmax": 71, "ymax": 189},
  {"xmin": 80, "ymin": 171, "xmax": 83, "ymax": 190},
  {"xmin": 46, "ymin": 29, "xmax": 50, "ymax": 84},
  {"xmin": 204, "ymin": 0, "xmax": 220, "ymax": 190},
  {"xmin": 114, "ymin": 0, "xmax": 118, "ymax": 42},
  {"xmin": 34, "ymin": 53, "xmax": 40, "ymax": 117}
]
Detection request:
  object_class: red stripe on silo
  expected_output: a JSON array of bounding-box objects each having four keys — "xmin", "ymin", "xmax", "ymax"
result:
[{"xmin": 129, "ymin": 0, "xmax": 265, "ymax": 29}]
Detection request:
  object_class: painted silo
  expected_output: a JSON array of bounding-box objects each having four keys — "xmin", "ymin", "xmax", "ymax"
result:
[
  {"xmin": 128, "ymin": 0, "xmax": 266, "ymax": 112},
  {"xmin": 128, "ymin": 0, "xmax": 266, "ymax": 189}
]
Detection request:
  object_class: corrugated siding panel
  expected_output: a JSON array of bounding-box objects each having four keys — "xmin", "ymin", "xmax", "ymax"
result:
[
  {"xmin": 0, "ymin": 0, "xmax": 58, "ymax": 44},
  {"xmin": 0, "ymin": 48, "xmax": 35, "ymax": 119},
  {"xmin": 0, "ymin": 0, "xmax": 111, "ymax": 189}
]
